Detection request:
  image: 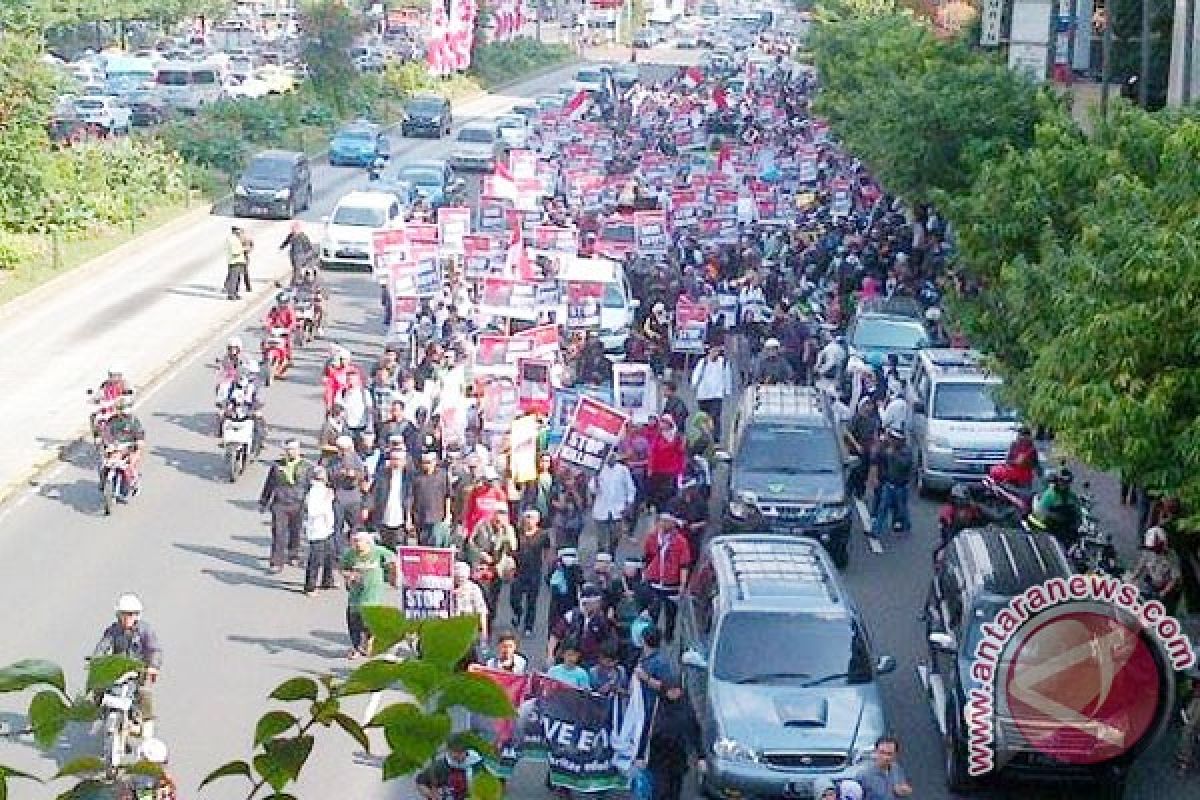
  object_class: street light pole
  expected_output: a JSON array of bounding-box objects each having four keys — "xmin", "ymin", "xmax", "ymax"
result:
[
  {"xmin": 1101, "ymin": 5, "xmax": 1113, "ymax": 116},
  {"xmin": 1139, "ymin": 0, "xmax": 1150, "ymax": 106},
  {"xmin": 1184, "ymin": 0, "xmax": 1196, "ymax": 104}
]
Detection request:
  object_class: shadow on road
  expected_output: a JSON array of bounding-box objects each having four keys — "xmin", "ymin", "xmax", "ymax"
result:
[
  {"xmin": 36, "ymin": 478, "xmax": 101, "ymax": 515},
  {"xmin": 175, "ymin": 541, "xmax": 262, "ymax": 570},
  {"xmin": 153, "ymin": 410, "xmax": 217, "ymax": 437},
  {"xmin": 226, "ymin": 632, "xmax": 347, "ymax": 659},
  {"xmin": 201, "ymin": 567, "xmax": 298, "ymax": 592},
  {"xmin": 150, "ymin": 444, "xmax": 225, "ymax": 482}
]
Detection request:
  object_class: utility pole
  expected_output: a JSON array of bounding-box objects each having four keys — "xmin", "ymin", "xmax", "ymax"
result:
[
  {"xmin": 1139, "ymin": 0, "xmax": 1150, "ymax": 106},
  {"xmin": 1101, "ymin": 3, "xmax": 1113, "ymax": 116},
  {"xmin": 1184, "ymin": 0, "xmax": 1196, "ymax": 104}
]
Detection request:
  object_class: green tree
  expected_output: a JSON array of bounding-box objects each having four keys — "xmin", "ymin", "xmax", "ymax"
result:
[
  {"xmin": 0, "ymin": 612, "xmax": 511, "ymax": 799},
  {"xmin": 0, "ymin": 31, "xmax": 58, "ymax": 230},
  {"xmin": 299, "ymin": 0, "xmax": 364, "ymax": 113}
]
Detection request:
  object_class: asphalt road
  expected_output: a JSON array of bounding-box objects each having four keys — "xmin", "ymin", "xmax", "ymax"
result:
[{"xmin": 0, "ymin": 45, "xmax": 1190, "ymax": 800}]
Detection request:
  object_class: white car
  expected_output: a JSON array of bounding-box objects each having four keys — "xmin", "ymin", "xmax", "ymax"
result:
[
  {"xmin": 320, "ymin": 190, "xmax": 405, "ymax": 271},
  {"xmin": 224, "ymin": 74, "xmax": 270, "ymax": 99},
  {"xmin": 450, "ymin": 123, "xmax": 504, "ymax": 172},
  {"xmin": 496, "ymin": 113, "xmax": 529, "ymax": 149},
  {"xmin": 571, "ymin": 65, "xmax": 607, "ymax": 93},
  {"xmin": 73, "ymin": 96, "xmax": 132, "ymax": 133},
  {"xmin": 254, "ymin": 65, "xmax": 295, "ymax": 94}
]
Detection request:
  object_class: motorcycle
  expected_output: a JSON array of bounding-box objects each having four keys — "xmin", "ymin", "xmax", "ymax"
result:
[
  {"xmin": 260, "ymin": 328, "xmax": 291, "ymax": 385},
  {"xmin": 97, "ymin": 668, "xmax": 142, "ymax": 777},
  {"xmin": 220, "ymin": 411, "xmax": 262, "ymax": 483},
  {"xmin": 294, "ymin": 294, "xmax": 321, "ymax": 346},
  {"xmin": 99, "ymin": 442, "xmax": 134, "ymax": 516}
]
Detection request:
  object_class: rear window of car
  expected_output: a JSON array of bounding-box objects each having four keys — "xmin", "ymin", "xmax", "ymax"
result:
[{"xmin": 457, "ymin": 127, "xmax": 494, "ymax": 143}]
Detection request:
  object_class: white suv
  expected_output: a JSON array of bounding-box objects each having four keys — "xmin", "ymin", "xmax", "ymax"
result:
[{"xmin": 320, "ymin": 190, "xmax": 403, "ymax": 271}]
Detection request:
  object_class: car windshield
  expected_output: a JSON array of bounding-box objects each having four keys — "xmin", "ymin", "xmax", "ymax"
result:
[
  {"xmin": 576, "ymin": 69, "xmax": 603, "ymax": 84},
  {"xmin": 156, "ymin": 70, "xmax": 189, "ymax": 86},
  {"xmin": 407, "ymin": 99, "xmax": 443, "ymax": 113},
  {"xmin": 932, "ymin": 382, "xmax": 1018, "ymax": 423},
  {"xmin": 337, "ymin": 129, "xmax": 374, "ymax": 142},
  {"xmin": 537, "ymin": 95, "xmax": 563, "ymax": 109},
  {"xmin": 602, "ymin": 222, "xmax": 634, "ymax": 242},
  {"xmin": 331, "ymin": 204, "xmax": 387, "ymax": 227},
  {"xmin": 75, "ymin": 99, "xmax": 104, "ymax": 109},
  {"xmin": 737, "ymin": 424, "xmax": 840, "ymax": 473},
  {"xmin": 851, "ymin": 318, "xmax": 929, "ymax": 351},
  {"xmin": 713, "ymin": 612, "xmax": 874, "ymax": 685},
  {"xmin": 497, "ymin": 116, "xmax": 523, "ymax": 130},
  {"xmin": 244, "ymin": 158, "xmax": 293, "ymax": 181},
  {"xmin": 398, "ymin": 168, "xmax": 442, "ymax": 187},
  {"xmin": 603, "ymin": 283, "xmax": 625, "ymax": 309},
  {"xmin": 458, "ymin": 127, "xmax": 493, "ymax": 143}
]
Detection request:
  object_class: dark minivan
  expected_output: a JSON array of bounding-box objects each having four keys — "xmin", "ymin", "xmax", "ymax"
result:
[
  {"xmin": 233, "ymin": 150, "xmax": 313, "ymax": 219},
  {"xmin": 401, "ymin": 92, "xmax": 452, "ymax": 138}
]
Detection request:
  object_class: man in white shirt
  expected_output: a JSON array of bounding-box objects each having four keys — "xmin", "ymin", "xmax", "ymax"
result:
[
  {"xmin": 881, "ymin": 389, "xmax": 908, "ymax": 436},
  {"xmin": 691, "ymin": 344, "xmax": 734, "ymax": 437},
  {"xmin": 814, "ymin": 334, "xmax": 848, "ymax": 384},
  {"xmin": 591, "ymin": 452, "xmax": 637, "ymax": 555}
]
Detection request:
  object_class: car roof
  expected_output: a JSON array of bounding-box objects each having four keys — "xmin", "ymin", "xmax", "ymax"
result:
[
  {"xmin": 950, "ymin": 527, "xmax": 1071, "ymax": 602},
  {"xmin": 742, "ymin": 385, "xmax": 829, "ymax": 425},
  {"xmin": 459, "ymin": 121, "xmax": 495, "ymax": 132},
  {"xmin": 334, "ymin": 190, "xmax": 396, "ymax": 208},
  {"xmin": 919, "ymin": 349, "xmax": 1000, "ymax": 384},
  {"xmin": 250, "ymin": 149, "xmax": 303, "ymax": 163},
  {"xmin": 408, "ymin": 92, "xmax": 446, "ymax": 103},
  {"xmin": 707, "ymin": 534, "xmax": 844, "ymax": 613},
  {"xmin": 403, "ymin": 159, "xmax": 447, "ymax": 171}
]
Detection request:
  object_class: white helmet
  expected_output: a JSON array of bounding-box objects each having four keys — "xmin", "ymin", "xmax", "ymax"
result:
[
  {"xmin": 108, "ymin": 366, "xmax": 124, "ymax": 376},
  {"xmin": 138, "ymin": 737, "xmax": 169, "ymax": 764},
  {"xmin": 925, "ymin": 307, "xmax": 942, "ymax": 322},
  {"xmin": 115, "ymin": 593, "xmax": 143, "ymax": 614},
  {"xmin": 228, "ymin": 336, "xmax": 243, "ymax": 350},
  {"xmin": 1143, "ymin": 526, "xmax": 1168, "ymax": 551}
]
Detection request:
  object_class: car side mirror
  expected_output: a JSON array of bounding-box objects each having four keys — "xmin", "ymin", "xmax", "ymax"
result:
[
  {"xmin": 714, "ymin": 450, "xmax": 732, "ymax": 463},
  {"xmin": 681, "ymin": 649, "xmax": 708, "ymax": 670},
  {"xmin": 913, "ymin": 401, "xmax": 926, "ymax": 414},
  {"xmin": 875, "ymin": 655, "xmax": 897, "ymax": 674},
  {"xmin": 928, "ymin": 631, "xmax": 957, "ymax": 653}
]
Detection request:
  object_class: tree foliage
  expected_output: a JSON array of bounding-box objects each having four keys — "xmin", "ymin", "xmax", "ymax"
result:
[
  {"xmin": 816, "ymin": 0, "xmax": 1200, "ymax": 512},
  {"xmin": 0, "ymin": 613, "xmax": 512, "ymax": 800},
  {"xmin": 299, "ymin": 0, "xmax": 364, "ymax": 112}
]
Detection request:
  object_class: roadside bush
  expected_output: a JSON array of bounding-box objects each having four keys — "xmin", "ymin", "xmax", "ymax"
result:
[
  {"xmin": 0, "ymin": 232, "xmax": 43, "ymax": 272},
  {"xmin": 470, "ymin": 38, "xmax": 574, "ymax": 88}
]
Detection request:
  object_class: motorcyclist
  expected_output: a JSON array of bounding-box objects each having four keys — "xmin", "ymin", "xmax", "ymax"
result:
[
  {"xmin": 217, "ymin": 336, "xmax": 257, "ymax": 387},
  {"xmin": 264, "ymin": 291, "xmax": 297, "ymax": 366},
  {"xmin": 988, "ymin": 425, "xmax": 1040, "ymax": 488},
  {"xmin": 219, "ymin": 366, "xmax": 266, "ymax": 452},
  {"xmin": 934, "ymin": 484, "xmax": 986, "ymax": 564},
  {"xmin": 93, "ymin": 593, "xmax": 162, "ymax": 739},
  {"xmin": 90, "ymin": 366, "xmax": 131, "ymax": 437},
  {"xmin": 100, "ymin": 396, "xmax": 145, "ymax": 498},
  {"xmin": 752, "ymin": 338, "xmax": 795, "ymax": 385},
  {"xmin": 1128, "ymin": 526, "xmax": 1183, "ymax": 610},
  {"xmin": 1029, "ymin": 467, "xmax": 1083, "ymax": 544}
]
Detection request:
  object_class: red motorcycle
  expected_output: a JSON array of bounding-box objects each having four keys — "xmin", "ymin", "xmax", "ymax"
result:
[{"xmin": 260, "ymin": 328, "xmax": 291, "ymax": 386}]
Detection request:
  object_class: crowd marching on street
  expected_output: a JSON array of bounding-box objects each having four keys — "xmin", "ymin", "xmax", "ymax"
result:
[{"xmin": 80, "ymin": 32, "xmax": 1200, "ymax": 800}]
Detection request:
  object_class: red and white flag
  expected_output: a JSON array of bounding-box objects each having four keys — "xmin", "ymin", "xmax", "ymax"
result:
[
  {"xmin": 564, "ymin": 89, "xmax": 590, "ymax": 119},
  {"xmin": 712, "ymin": 85, "xmax": 729, "ymax": 111},
  {"xmin": 682, "ymin": 66, "xmax": 704, "ymax": 89}
]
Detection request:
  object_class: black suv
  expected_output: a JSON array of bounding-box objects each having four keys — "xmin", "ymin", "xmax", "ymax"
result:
[
  {"xmin": 921, "ymin": 527, "xmax": 1166, "ymax": 799},
  {"xmin": 719, "ymin": 386, "xmax": 855, "ymax": 567},
  {"xmin": 233, "ymin": 150, "xmax": 313, "ymax": 219},
  {"xmin": 401, "ymin": 93, "xmax": 451, "ymax": 138}
]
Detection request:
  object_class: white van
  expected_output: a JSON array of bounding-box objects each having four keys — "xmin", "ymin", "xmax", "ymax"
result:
[
  {"xmin": 533, "ymin": 250, "xmax": 638, "ymax": 356},
  {"xmin": 155, "ymin": 61, "xmax": 223, "ymax": 113},
  {"xmin": 320, "ymin": 190, "xmax": 405, "ymax": 271}
]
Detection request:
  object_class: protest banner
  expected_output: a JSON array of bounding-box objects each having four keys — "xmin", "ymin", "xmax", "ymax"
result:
[
  {"xmin": 469, "ymin": 666, "xmax": 531, "ymax": 779},
  {"xmin": 798, "ymin": 144, "xmax": 818, "ymax": 183},
  {"xmin": 528, "ymin": 679, "xmax": 628, "ymax": 792},
  {"xmin": 509, "ymin": 149, "xmax": 537, "ymax": 180},
  {"xmin": 405, "ymin": 222, "xmax": 439, "ymax": 245},
  {"xmin": 389, "ymin": 295, "xmax": 420, "ymax": 337},
  {"xmin": 479, "ymin": 276, "xmax": 538, "ymax": 320},
  {"xmin": 633, "ymin": 210, "xmax": 669, "ymax": 257},
  {"xmin": 480, "ymin": 376, "xmax": 519, "ymax": 433},
  {"xmin": 831, "ymin": 176, "xmax": 853, "ymax": 218},
  {"xmin": 409, "ymin": 243, "xmax": 441, "ymax": 296},
  {"xmin": 478, "ymin": 197, "xmax": 511, "ymax": 233},
  {"xmin": 511, "ymin": 323, "xmax": 560, "ymax": 361},
  {"xmin": 558, "ymin": 396, "xmax": 627, "ymax": 473},
  {"xmin": 516, "ymin": 359, "xmax": 553, "ymax": 416},
  {"xmin": 673, "ymin": 295, "xmax": 709, "ymax": 353},
  {"xmin": 373, "ymin": 229, "xmax": 407, "ymax": 272},
  {"xmin": 395, "ymin": 546, "xmax": 454, "ymax": 620},
  {"xmin": 437, "ymin": 206, "xmax": 471, "ymax": 254},
  {"xmin": 509, "ymin": 414, "xmax": 540, "ymax": 483},
  {"xmin": 613, "ymin": 362, "xmax": 658, "ymax": 424},
  {"xmin": 533, "ymin": 225, "xmax": 578, "ymax": 254},
  {"xmin": 565, "ymin": 281, "xmax": 604, "ymax": 329},
  {"xmin": 475, "ymin": 334, "xmax": 516, "ymax": 376},
  {"xmin": 463, "ymin": 234, "xmax": 501, "ymax": 278},
  {"xmin": 670, "ymin": 189, "xmax": 700, "ymax": 228}
]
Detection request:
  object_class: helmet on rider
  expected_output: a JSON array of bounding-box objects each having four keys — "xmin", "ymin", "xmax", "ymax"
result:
[
  {"xmin": 924, "ymin": 307, "xmax": 942, "ymax": 323},
  {"xmin": 1048, "ymin": 467, "xmax": 1074, "ymax": 487},
  {"xmin": 108, "ymin": 366, "xmax": 124, "ymax": 377},
  {"xmin": 228, "ymin": 336, "xmax": 243, "ymax": 351},
  {"xmin": 950, "ymin": 483, "xmax": 971, "ymax": 503},
  {"xmin": 1142, "ymin": 526, "xmax": 1169, "ymax": 552},
  {"xmin": 115, "ymin": 592, "xmax": 143, "ymax": 614},
  {"xmin": 275, "ymin": 290, "xmax": 291, "ymax": 306},
  {"xmin": 139, "ymin": 737, "xmax": 169, "ymax": 764}
]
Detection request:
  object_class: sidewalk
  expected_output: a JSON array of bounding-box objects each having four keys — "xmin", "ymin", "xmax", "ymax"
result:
[{"xmin": 0, "ymin": 64, "xmax": 580, "ymax": 508}]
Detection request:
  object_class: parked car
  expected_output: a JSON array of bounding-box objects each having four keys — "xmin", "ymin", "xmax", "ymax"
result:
[
  {"xmin": 719, "ymin": 385, "xmax": 855, "ymax": 567},
  {"xmin": 392, "ymin": 159, "xmax": 465, "ymax": 210},
  {"xmin": 127, "ymin": 91, "xmax": 171, "ymax": 126},
  {"xmin": 328, "ymin": 121, "xmax": 390, "ymax": 167},
  {"xmin": 223, "ymin": 73, "xmax": 270, "ymax": 99},
  {"xmin": 846, "ymin": 296, "xmax": 931, "ymax": 380},
  {"xmin": 632, "ymin": 28, "xmax": 658, "ymax": 48},
  {"xmin": 254, "ymin": 64, "xmax": 295, "ymax": 94},
  {"xmin": 72, "ymin": 96, "xmax": 132, "ymax": 134},
  {"xmin": 319, "ymin": 190, "xmax": 405, "ymax": 271},
  {"xmin": 401, "ymin": 92, "xmax": 452, "ymax": 137},
  {"xmin": 612, "ymin": 63, "xmax": 639, "ymax": 88},
  {"xmin": 534, "ymin": 93, "xmax": 566, "ymax": 114},
  {"xmin": 680, "ymin": 534, "xmax": 896, "ymax": 799},
  {"xmin": 450, "ymin": 122, "xmax": 504, "ymax": 172},
  {"xmin": 233, "ymin": 150, "xmax": 313, "ymax": 219},
  {"xmin": 48, "ymin": 112, "xmax": 89, "ymax": 147}
]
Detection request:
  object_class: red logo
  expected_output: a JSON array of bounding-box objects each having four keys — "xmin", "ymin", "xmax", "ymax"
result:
[{"xmin": 1000, "ymin": 607, "xmax": 1162, "ymax": 764}]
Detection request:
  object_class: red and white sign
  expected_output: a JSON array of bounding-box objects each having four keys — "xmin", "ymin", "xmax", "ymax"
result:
[
  {"xmin": 558, "ymin": 396, "xmax": 628, "ymax": 473},
  {"xmin": 437, "ymin": 206, "xmax": 471, "ymax": 254}
]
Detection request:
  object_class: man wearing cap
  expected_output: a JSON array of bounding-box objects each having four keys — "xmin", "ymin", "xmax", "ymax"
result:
[
  {"xmin": 341, "ymin": 531, "xmax": 396, "ymax": 658},
  {"xmin": 259, "ymin": 439, "xmax": 314, "ymax": 572},
  {"xmin": 591, "ymin": 452, "xmax": 637, "ymax": 555},
  {"xmin": 869, "ymin": 427, "xmax": 914, "ymax": 543},
  {"xmin": 370, "ymin": 447, "xmax": 412, "ymax": 550},
  {"xmin": 451, "ymin": 561, "xmax": 489, "ymax": 640},
  {"xmin": 642, "ymin": 512, "xmax": 692, "ymax": 642},
  {"xmin": 329, "ymin": 435, "xmax": 367, "ymax": 551},
  {"xmin": 753, "ymin": 338, "xmax": 795, "ymax": 385},
  {"xmin": 412, "ymin": 451, "xmax": 452, "ymax": 546}
]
